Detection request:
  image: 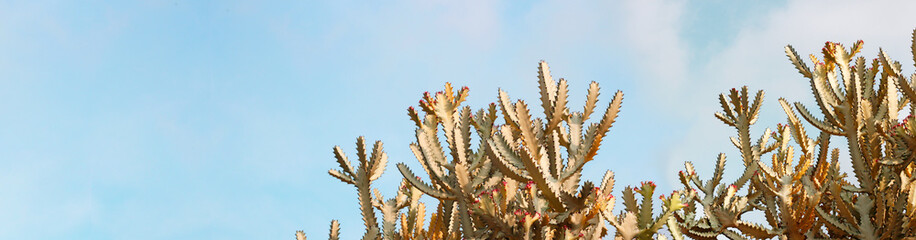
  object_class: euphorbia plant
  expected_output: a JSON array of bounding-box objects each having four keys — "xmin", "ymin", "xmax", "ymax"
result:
[
  {"xmin": 300, "ymin": 61, "xmax": 685, "ymax": 240},
  {"xmin": 297, "ymin": 30, "xmax": 916, "ymax": 240}
]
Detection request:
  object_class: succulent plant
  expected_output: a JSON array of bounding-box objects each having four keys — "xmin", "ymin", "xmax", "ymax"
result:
[
  {"xmin": 675, "ymin": 87, "xmax": 779, "ymax": 239},
  {"xmin": 296, "ymin": 30, "xmax": 916, "ymax": 239},
  {"xmin": 672, "ymin": 31, "xmax": 916, "ymax": 240},
  {"xmin": 782, "ymin": 34, "xmax": 916, "ymax": 239},
  {"xmin": 297, "ymin": 61, "xmax": 686, "ymax": 239}
]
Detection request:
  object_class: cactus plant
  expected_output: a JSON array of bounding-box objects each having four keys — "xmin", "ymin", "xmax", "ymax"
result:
[
  {"xmin": 673, "ymin": 32, "xmax": 916, "ymax": 239},
  {"xmin": 297, "ymin": 30, "xmax": 916, "ymax": 239},
  {"xmin": 299, "ymin": 61, "xmax": 684, "ymax": 239},
  {"xmin": 782, "ymin": 35, "xmax": 916, "ymax": 239}
]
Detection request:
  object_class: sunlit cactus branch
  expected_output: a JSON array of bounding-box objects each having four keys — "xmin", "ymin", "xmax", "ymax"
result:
[{"xmin": 297, "ymin": 29, "xmax": 916, "ymax": 240}]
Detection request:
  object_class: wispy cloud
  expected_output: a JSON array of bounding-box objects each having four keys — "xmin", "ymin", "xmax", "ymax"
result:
[{"xmin": 618, "ymin": 0, "xmax": 689, "ymax": 104}]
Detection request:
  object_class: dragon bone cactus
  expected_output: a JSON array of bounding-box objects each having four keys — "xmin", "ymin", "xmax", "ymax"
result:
[
  {"xmin": 780, "ymin": 34, "xmax": 916, "ymax": 239},
  {"xmin": 297, "ymin": 30, "xmax": 916, "ymax": 239},
  {"xmin": 299, "ymin": 61, "xmax": 685, "ymax": 240},
  {"xmin": 673, "ymin": 32, "xmax": 916, "ymax": 239}
]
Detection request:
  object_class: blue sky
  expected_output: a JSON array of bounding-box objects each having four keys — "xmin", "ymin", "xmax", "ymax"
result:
[{"xmin": 2, "ymin": 0, "xmax": 916, "ymax": 239}]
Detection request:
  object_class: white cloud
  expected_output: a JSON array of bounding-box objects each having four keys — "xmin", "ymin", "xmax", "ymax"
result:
[{"xmin": 618, "ymin": 0, "xmax": 689, "ymax": 104}]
